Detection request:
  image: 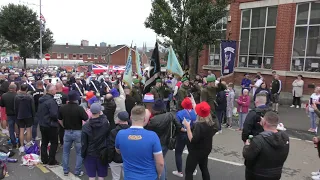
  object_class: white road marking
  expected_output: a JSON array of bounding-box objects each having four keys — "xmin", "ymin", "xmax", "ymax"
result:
[
  {"xmin": 47, "ymin": 166, "xmax": 81, "ymax": 180},
  {"xmin": 289, "ymin": 137, "xmax": 301, "ymax": 141},
  {"xmin": 181, "ymin": 149, "xmax": 244, "ymax": 166}
]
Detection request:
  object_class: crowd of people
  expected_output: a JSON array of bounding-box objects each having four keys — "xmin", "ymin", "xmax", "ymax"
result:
[{"xmin": 0, "ymin": 65, "xmax": 310, "ymax": 180}]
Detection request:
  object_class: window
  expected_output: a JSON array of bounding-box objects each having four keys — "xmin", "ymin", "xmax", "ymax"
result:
[
  {"xmin": 94, "ymin": 54, "xmax": 98, "ymax": 59},
  {"xmin": 72, "ymin": 54, "xmax": 76, "ymax": 59},
  {"xmin": 87, "ymin": 54, "xmax": 91, "ymax": 59},
  {"xmin": 238, "ymin": 7, "xmax": 278, "ymax": 69},
  {"xmin": 209, "ymin": 15, "xmax": 228, "ymax": 66},
  {"xmin": 57, "ymin": 53, "xmax": 61, "ymax": 58},
  {"xmin": 79, "ymin": 54, "xmax": 83, "ymax": 59},
  {"xmin": 292, "ymin": 2, "xmax": 320, "ymax": 72},
  {"xmin": 64, "ymin": 54, "xmax": 68, "ymax": 59}
]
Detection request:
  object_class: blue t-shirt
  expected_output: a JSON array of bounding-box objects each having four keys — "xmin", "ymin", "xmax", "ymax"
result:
[
  {"xmin": 115, "ymin": 126, "xmax": 162, "ymax": 180},
  {"xmin": 176, "ymin": 109, "xmax": 197, "ymax": 128}
]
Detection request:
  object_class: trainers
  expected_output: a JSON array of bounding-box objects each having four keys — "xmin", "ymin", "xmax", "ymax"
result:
[
  {"xmin": 172, "ymin": 171, "xmax": 183, "ymax": 177},
  {"xmin": 290, "ymin": 105, "xmax": 295, "ymax": 108},
  {"xmin": 296, "ymin": 105, "xmax": 299, "ymax": 109},
  {"xmin": 75, "ymin": 171, "xmax": 84, "ymax": 177},
  {"xmin": 312, "ymin": 170, "xmax": 320, "ymax": 176},
  {"xmin": 312, "ymin": 175, "xmax": 320, "ymax": 180},
  {"xmin": 64, "ymin": 172, "xmax": 69, "ymax": 176},
  {"xmin": 193, "ymin": 169, "xmax": 197, "ymax": 176},
  {"xmin": 19, "ymin": 146, "xmax": 25, "ymax": 154}
]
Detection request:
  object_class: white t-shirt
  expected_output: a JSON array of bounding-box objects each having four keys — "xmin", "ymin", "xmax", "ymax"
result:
[
  {"xmin": 253, "ymin": 79, "xmax": 263, "ymax": 95},
  {"xmin": 309, "ymin": 93, "xmax": 320, "ymax": 112}
]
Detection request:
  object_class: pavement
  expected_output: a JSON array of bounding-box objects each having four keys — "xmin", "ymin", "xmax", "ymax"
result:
[{"xmin": 1, "ymin": 105, "xmax": 318, "ymax": 180}]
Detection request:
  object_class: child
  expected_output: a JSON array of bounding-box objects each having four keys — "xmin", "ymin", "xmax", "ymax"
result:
[{"xmin": 226, "ymin": 83, "xmax": 235, "ymax": 128}]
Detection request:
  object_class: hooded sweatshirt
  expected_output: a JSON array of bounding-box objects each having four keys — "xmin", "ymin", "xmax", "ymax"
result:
[
  {"xmin": 81, "ymin": 114, "xmax": 110, "ymax": 158},
  {"xmin": 36, "ymin": 94, "xmax": 59, "ymax": 127},
  {"xmin": 243, "ymin": 131, "xmax": 289, "ymax": 179},
  {"xmin": 14, "ymin": 92, "xmax": 35, "ymax": 120}
]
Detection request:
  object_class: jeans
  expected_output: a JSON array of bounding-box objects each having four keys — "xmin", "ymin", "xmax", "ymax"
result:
[
  {"xmin": 7, "ymin": 116, "xmax": 17, "ymax": 146},
  {"xmin": 238, "ymin": 112, "xmax": 248, "ymax": 130},
  {"xmin": 40, "ymin": 126, "xmax": 58, "ymax": 164},
  {"xmin": 63, "ymin": 130, "xmax": 82, "ymax": 174},
  {"xmin": 160, "ymin": 146, "xmax": 168, "ymax": 180},
  {"xmin": 109, "ymin": 161, "xmax": 124, "ymax": 180},
  {"xmin": 309, "ymin": 112, "xmax": 317, "ymax": 129},
  {"xmin": 32, "ymin": 116, "xmax": 39, "ymax": 140},
  {"xmin": 175, "ymin": 133, "xmax": 188, "ymax": 172},
  {"xmin": 216, "ymin": 110, "xmax": 225, "ymax": 130},
  {"xmin": 185, "ymin": 151, "xmax": 210, "ymax": 180}
]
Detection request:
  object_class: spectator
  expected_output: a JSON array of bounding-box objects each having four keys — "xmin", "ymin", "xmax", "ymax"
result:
[
  {"xmin": 243, "ymin": 112, "xmax": 289, "ymax": 180},
  {"xmin": 226, "ymin": 83, "xmax": 235, "ymax": 128},
  {"xmin": 0, "ymin": 84, "xmax": 17, "ymax": 148},
  {"xmin": 254, "ymin": 82, "xmax": 271, "ymax": 106},
  {"xmin": 241, "ymin": 73, "xmax": 251, "ymax": 92},
  {"xmin": 182, "ymin": 102, "xmax": 219, "ymax": 180},
  {"xmin": 271, "ymin": 74, "xmax": 282, "ymax": 113},
  {"xmin": 54, "ymin": 82, "xmax": 68, "ymax": 148},
  {"xmin": 307, "ymin": 87, "xmax": 320, "ymax": 133},
  {"xmin": 31, "ymin": 80, "xmax": 45, "ymax": 141},
  {"xmin": 102, "ymin": 93, "xmax": 116, "ymax": 130},
  {"xmin": 251, "ymin": 75, "xmax": 263, "ymax": 96},
  {"xmin": 82, "ymin": 103, "xmax": 110, "ymax": 180},
  {"xmin": 108, "ymin": 111, "xmax": 130, "ymax": 180},
  {"xmin": 36, "ymin": 84, "xmax": 59, "ymax": 165},
  {"xmin": 291, "ymin": 75, "xmax": 304, "ymax": 109},
  {"xmin": 236, "ymin": 89, "xmax": 251, "ymax": 131},
  {"xmin": 124, "ymin": 86, "xmax": 136, "ymax": 118},
  {"xmin": 115, "ymin": 105, "xmax": 164, "ymax": 179},
  {"xmin": 14, "ymin": 84, "xmax": 35, "ymax": 153},
  {"xmin": 58, "ymin": 90, "xmax": 88, "ymax": 177},
  {"xmin": 215, "ymin": 82, "xmax": 227, "ymax": 134},
  {"xmin": 110, "ymin": 83, "xmax": 126, "ymax": 121}
]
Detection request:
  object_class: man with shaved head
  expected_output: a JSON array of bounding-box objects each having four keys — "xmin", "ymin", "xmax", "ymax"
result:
[
  {"xmin": 102, "ymin": 93, "xmax": 116, "ymax": 130},
  {"xmin": 54, "ymin": 82, "xmax": 68, "ymax": 148}
]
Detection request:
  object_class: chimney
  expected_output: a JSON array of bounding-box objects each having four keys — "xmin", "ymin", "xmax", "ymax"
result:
[
  {"xmin": 108, "ymin": 44, "xmax": 111, "ymax": 48},
  {"xmin": 66, "ymin": 43, "xmax": 69, "ymax": 48},
  {"xmin": 134, "ymin": 46, "xmax": 137, "ymax": 49},
  {"xmin": 95, "ymin": 44, "xmax": 97, "ymax": 49}
]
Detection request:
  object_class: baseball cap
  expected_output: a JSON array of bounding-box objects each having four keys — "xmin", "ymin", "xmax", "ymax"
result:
[{"xmin": 90, "ymin": 103, "xmax": 104, "ymax": 114}]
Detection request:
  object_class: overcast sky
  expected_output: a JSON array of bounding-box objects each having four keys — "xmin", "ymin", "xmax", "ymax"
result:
[{"xmin": 0, "ymin": 0, "xmax": 157, "ymax": 47}]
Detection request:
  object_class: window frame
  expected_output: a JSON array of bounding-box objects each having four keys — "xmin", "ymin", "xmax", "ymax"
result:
[
  {"xmin": 238, "ymin": 6, "xmax": 277, "ymax": 69},
  {"xmin": 291, "ymin": 2, "xmax": 320, "ymax": 72},
  {"xmin": 57, "ymin": 53, "xmax": 61, "ymax": 59},
  {"xmin": 208, "ymin": 16, "xmax": 228, "ymax": 66},
  {"xmin": 64, "ymin": 53, "xmax": 68, "ymax": 59}
]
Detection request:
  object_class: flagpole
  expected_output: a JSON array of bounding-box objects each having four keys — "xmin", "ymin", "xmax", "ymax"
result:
[{"xmin": 39, "ymin": 0, "xmax": 43, "ymax": 66}]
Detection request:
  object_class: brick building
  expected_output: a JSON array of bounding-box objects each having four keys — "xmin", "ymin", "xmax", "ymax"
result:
[
  {"xmin": 50, "ymin": 43, "xmax": 150, "ymax": 71},
  {"xmin": 199, "ymin": 0, "xmax": 320, "ymax": 96}
]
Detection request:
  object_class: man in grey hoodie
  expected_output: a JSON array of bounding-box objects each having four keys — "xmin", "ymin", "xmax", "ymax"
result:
[{"xmin": 109, "ymin": 82, "xmax": 126, "ymax": 121}]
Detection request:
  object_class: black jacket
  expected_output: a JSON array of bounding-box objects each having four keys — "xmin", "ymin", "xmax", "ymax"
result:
[
  {"xmin": 242, "ymin": 105, "xmax": 271, "ymax": 142},
  {"xmin": 36, "ymin": 94, "xmax": 59, "ymax": 127},
  {"xmin": 243, "ymin": 131, "xmax": 289, "ymax": 179},
  {"xmin": 0, "ymin": 80, "xmax": 9, "ymax": 96},
  {"xmin": 102, "ymin": 99, "xmax": 116, "ymax": 130},
  {"xmin": 107, "ymin": 124, "xmax": 130, "ymax": 163},
  {"xmin": 14, "ymin": 93, "xmax": 35, "ymax": 120},
  {"xmin": 146, "ymin": 112, "xmax": 181, "ymax": 146},
  {"xmin": 0, "ymin": 92, "xmax": 17, "ymax": 116},
  {"xmin": 30, "ymin": 89, "xmax": 45, "ymax": 112},
  {"xmin": 188, "ymin": 120, "xmax": 219, "ymax": 154},
  {"xmin": 216, "ymin": 90, "xmax": 227, "ymax": 111},
  {"xmin": 125, "ymin": 94, "xmax": 136, "ymax": 117},
  {"xmin": 81, "ymin": 115, "xmax": 110, "ymax": 158},
  {"xmin": 58, "ymin": 102, "xmax": 88, "ymax": 130}
]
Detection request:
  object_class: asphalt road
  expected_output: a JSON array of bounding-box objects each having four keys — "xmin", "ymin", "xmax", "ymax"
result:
[{"xmin": 1, "ymin": 106, "xmax": 318, "ymax": 180}]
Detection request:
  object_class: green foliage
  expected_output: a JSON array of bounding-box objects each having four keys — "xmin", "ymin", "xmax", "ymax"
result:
[
  {"xmin": 0, "ymin": 4, "xmax": 55, "ymax": 67},
  {"xmin": 145, "ymin": 0, "xmax": 229, "ymax": 74}
]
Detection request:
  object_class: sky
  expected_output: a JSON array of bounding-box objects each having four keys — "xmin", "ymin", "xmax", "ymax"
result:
[{"xmin": 0, "ymin": 0, "xmax": 157, "ymax": 48}]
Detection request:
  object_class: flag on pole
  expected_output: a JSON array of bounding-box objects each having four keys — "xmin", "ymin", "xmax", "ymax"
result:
[
  {"xmin": 40, "ymin": 14, "xmax": 46, "ymax": 23},
  {"xmin": 143, "ymin": 42, "xmax": 160, "ymax": 94},
  {"xmin": 123, "ymin": 47, "xmax": 133, "ymax": 89},
  {"xmin": 135, "ymin": 46, "xmax": 143, "ymax": 80},
  {"xmin": 166, "ymin": 46, "xmax": 184, "ymax": 77}
]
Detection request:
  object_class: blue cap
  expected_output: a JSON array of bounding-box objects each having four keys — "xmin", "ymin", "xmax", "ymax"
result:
[{"xmin": 90, "ymin": 103, "xmax": 103, "ymax": 114}]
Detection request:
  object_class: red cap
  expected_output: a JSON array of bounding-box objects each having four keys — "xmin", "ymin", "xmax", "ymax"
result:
[
  {"xmin": 85, "ymin": 91, "xmax": 95, "ymax": 101},
  {"xmin": 195, "ymin": 102, "xmax": 211, "ymax": 118},
  {"xmin": 181, "ymin": 97, "xmax": 193, "ymax": 110}
]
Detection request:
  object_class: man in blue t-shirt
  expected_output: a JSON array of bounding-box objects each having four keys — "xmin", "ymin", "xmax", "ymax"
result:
[{"xmin": 115, "ymin": 105, "xmax": 164, "ymax": 180}]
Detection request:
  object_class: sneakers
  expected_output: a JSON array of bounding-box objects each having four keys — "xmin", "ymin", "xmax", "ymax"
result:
[
  {"xmin": 312, "ymin": 170, "xmax": 320, "ymax": 176},
  {"xmin": 64, "ymin": 172, "xmax": 69, "ymax": 176},
  {"xmin": 19, "ymin": 146, "xmax": 25, "ymax": 154},
  {"xmin": 290, "ymin": 105, "xmax": 295, "ymax": 108},
  {"xmin": 75, "ymin": 171, "xmax": 84, "ymax": 177},
  {"xmin": 296, "ymin": 105, "xmax": 300, "ymax": 109},
  {"xmin": 312, "ymin": 175, "xmax": 320, "ymax": 180},
  {"xmin": 172, "ymin": 171, "xmax": 183, "ymax": 177}
]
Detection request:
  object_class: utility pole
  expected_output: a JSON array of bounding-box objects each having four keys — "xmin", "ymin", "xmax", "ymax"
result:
[{"xmin": 39, "ymin": 0, "xmax": 42, "ymax": 66}]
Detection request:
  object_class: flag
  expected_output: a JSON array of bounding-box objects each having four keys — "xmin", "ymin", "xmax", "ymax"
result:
[
  {"xmin": 220, "ymin": 40, "xmax": 236, "ymax": 76},
  {"xmin": 123, "ymin": 47, "xmax": 133, "ymax": 89},
  {"xmin": 40, "ymin": 14, "xmax": 46, "ymax": 23},
  {"xmin": 166, "ymin": 46, "xmax": 184, "ymax": 77},
  {"xmin": 143, "ymin": 42, "xmax": 160, "ymax": 94},
  {"xmin": 135, "ymin": 46, "xmax": 143, "ymax": 80}
]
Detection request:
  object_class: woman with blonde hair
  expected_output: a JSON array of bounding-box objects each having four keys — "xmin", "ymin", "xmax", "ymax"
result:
[{"xmin": 183, "ymin": 102, "xmax": 219, "ymax": 180}]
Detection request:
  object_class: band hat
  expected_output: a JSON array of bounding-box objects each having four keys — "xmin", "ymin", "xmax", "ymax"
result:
[
  {"xmin": 75, "ymin": 76, "xmax": 81, "ymax": 79},
  {"xmin": 14, "ymin": 72, "xmax": 19, "ymax": 75},
  {"xmin": 91, "ymin": 74, "xmax": 97, "ymax": 78},
  {"xmin": 206, "ymin": 76, "xmax": 216, "ymax": 82},
  {"xmin": 28, "ymin": 77, "xmax": 35, "ymax": 81},
  {"xmin": 156, "ymin": 79, "xmax": 162, "ymax": 83},
  {"xmin": 143, "ymin": 93, "xmax": 154, "ymax": 103},
  {"xmin": 62, "ymin": 77, "xmax": 67, "ymax": 81},
  {"xmin": 43, "ymin": 76, "xmax": 50, "ymax": 80}
]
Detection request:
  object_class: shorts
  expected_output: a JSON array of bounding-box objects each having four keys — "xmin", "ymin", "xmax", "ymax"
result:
[
  {"xmin": 0, "ymin": 107, "xmax": 7, "ymax": 121},
  {"xmin": 84, "ymin": 155, "xmax": 108, "ymax": 178},
  {"xmin": 17, "ymin": 118, "xmax": 33, "ymax": 128},
  {"xmin": 271, "ymin": 93, "xmax": 279, "ymax": 103}
]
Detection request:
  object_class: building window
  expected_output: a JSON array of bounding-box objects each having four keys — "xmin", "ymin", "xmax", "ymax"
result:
[
  {"xmin": 73, "ymin": 54, "xmax": 76, "ymax": 59},
  {"xmin": 57, "ymin": 53, "xmax": 61, "ymax": 58},
  {"xmin": 238, "ymin": 6, "xmax": 277, "ymax": 69},
  {"xmin": 64, "ymin": 54, "xmax": 68, "ymax": 59},
  {"xmin": 79, "ymin": 54, "xmax": 83, "ymax": 59},
  {"xmin": 87, "ymin": 54, "xmax": 91, "ymax": 59},
  {"xmin": 209, "ymin": 15, "xmax": 228, "ymax": 66},
  {"xmin": 94, "ymin": 54, "xmax": 98, "ymax": 59},
  {"xmin": 291, "ymin": 2, "xmax": 320, "ymax": 72}
]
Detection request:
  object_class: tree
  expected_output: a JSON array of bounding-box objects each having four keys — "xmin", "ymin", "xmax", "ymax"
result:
[
  {"xmin": 145, "ymin": 0, "xmax": 229, "ymax": 77},
  {"xmin": 0, "ymin": 4, "xmax": 55, "ymax": 68}
]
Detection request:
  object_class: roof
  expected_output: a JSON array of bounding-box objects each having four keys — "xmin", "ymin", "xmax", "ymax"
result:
[{"xmin": 50, "ymin": 44, "xmax": 127, "ymax": 55}]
